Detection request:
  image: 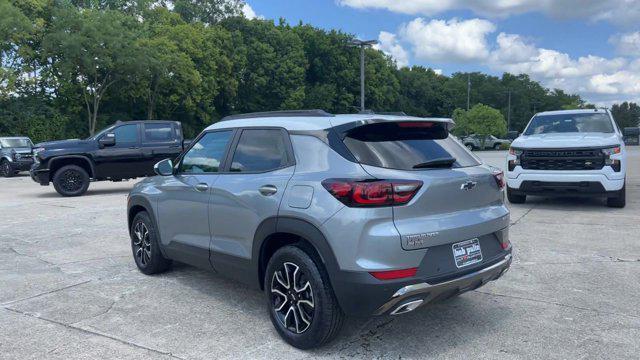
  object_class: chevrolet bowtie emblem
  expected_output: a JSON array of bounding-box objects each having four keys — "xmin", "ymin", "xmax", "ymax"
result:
[{"xmin": 460, "ymin": 181, "xmax": 477, "ymax": 190}]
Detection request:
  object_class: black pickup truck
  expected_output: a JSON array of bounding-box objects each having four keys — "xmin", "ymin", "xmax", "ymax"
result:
[{"xmin": 31, "ymin": 120, "xmax": 186, "ymax": 196}]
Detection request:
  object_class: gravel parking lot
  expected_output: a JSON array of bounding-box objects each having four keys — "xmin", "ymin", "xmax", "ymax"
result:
[{"xmin": 1, "ymin": 149, "xmax": 638, "ymax": 359}]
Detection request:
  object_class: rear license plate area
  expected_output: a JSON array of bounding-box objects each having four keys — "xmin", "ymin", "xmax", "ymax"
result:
[{"xmin": 452, "ymin": 238, "xmax": 483, "ymax": 268}]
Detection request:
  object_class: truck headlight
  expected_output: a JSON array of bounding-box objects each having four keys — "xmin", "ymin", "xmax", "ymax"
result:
[
  {"xmin": 601, "ymin": 146, "xmax": 622, "ymax": 172},
  {"xmin": 601, "ymin": 146, "xmax": 621, "ymax": 156},
  {"xmin": 508, "ymin": 147, "xmax": 523, "ymax": 156},
  {"xmin": 33, "ymin": 147, "xmax": 45, "ymax": 157},
  {"xmin": 508, "ymin": 147, "xmax": 522, "ymax": 171}
]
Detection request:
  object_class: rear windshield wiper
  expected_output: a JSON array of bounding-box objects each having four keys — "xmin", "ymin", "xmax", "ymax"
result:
[{"xmin": 412, "ymin": 157, "xmax": 456, "ymax": 169}]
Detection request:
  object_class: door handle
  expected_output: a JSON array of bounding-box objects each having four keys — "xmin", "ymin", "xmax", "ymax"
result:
[
  {"xmin": 259, "ymin": 185, "xmax": 278, "ymax": 196},
  {"xmin": 194, "ymin": 183, "xmax": 209, "ymax": 192}
]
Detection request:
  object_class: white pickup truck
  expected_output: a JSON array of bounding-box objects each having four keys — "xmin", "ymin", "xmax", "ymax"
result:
[{"xmin": 506, "ymin": 109, "xmax": 626, "ymax": 208}]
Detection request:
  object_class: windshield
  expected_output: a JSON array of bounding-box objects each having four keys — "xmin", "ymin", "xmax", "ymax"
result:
[
  {"xmin": 0, "ymin": 138, "xmax": 32, "ymax": 148},
  {"xmin": 524, "ymin": 113, "xmax": 614, "ymax": 135},
  {"xmin": 89, "ymin": 125, "xmax": 115, "ymax": 140}
]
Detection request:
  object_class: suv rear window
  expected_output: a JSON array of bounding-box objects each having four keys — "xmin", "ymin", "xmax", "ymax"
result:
[{"xmin": 342, "ymin": 122, "xmax": 480, "ymax": 170}]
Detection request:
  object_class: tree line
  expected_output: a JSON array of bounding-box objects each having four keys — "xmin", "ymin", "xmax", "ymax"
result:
[{"xmin": 1, "ymin": 0, "xmax": 638, "ymax": 143}]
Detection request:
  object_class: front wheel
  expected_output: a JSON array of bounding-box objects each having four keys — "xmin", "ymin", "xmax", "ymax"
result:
[
  {"xmin": 265, "ymin": 245, "xmax": 344, "ymax": 349},
  {"xmin": 507, "ymin": 187, "xmax": 526, "ymax": 204},
  {"xmin": 0, "ymin": 160, "xmax": 14, "ymax": 177},
  {"xmin": 607, "ymin": 183, "xmax": 626, "ymax": 208},
  {"xmin": 52, "ymin": 165, "xmax": 90, "ymax": 196},
  {"xmin": 465, "ymin": 144, "xmax": 475, "ymax": 151},
  {"xmin": 130, "ymin": 211, "xmax": 172, "ymax": 275}
]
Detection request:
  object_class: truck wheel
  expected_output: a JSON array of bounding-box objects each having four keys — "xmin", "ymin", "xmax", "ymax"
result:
[
  {"xmin": 507, "ymin": 187, "xmax": 526, "ymax": 204},
  {"xmin": 0, "ymin": 159, "xmax": 14, "ymax": 178},
  {"xmin": 52, "ymin": 165, "xmax": 90, "ymax": 196},
  {"xmin": 607, "ymin": 183, "xmax": 626, "ymax": 208},
  {"xmin": 465, "ymin": 144, "xmax": 475, "ymax": 151},
  {"xmin": 130, "ymin": 211, "xmax": 172, "ymax": 275},
  {"xmin": 265, "ymin": 245, "xmax": 344, "ymax": 349}
]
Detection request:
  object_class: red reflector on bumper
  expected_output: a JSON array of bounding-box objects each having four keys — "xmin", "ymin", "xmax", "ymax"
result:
[{"xmin": 370, "ymin": 268, "xmax": 418, "ymax": 280}]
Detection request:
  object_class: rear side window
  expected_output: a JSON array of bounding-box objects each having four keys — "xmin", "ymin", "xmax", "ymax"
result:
[
  {"xmin": 230, "ymin": 129, "xmax": 291, "ymax": 173},
  {"xmin": 114, "ymin": 124, "xmax": 139, "ymax": 144},
  {"xmin": 343, "ymin": 122, "xmax": 480, "ymax": 170},
  {"xmin": 144, "ymin": 123, "xmax": 174, "ymax": 142},
  {"xmin": 180, "ymin": 130, "xmax": 233, "ymax": 173}
]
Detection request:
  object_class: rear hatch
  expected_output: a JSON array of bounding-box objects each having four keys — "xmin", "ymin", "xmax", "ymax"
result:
[{"xmin": 340, "ymin": 121, "xmax": 509, "ymax": 252}]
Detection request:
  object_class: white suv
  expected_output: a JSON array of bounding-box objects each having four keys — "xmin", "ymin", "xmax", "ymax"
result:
[{"xmin": 506, "ymin": 109, "xmax": 626, "ymax": 208}]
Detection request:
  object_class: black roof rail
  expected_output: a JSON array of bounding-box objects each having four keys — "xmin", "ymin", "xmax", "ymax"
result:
[
  {"xmin": 357, "ymin": 110, "xmax": 408, "ymax": 116},
  {"xmin": 220, "ymin": 109, "xmax": 334, "ymax": 121},
  {"xmin": 376, "ymin": 111, "xmax": 408, "ymax": 116}
]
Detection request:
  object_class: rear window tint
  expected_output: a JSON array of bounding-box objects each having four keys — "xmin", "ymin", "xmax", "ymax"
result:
[
  {"xmin": 144, "ymin": 123, "xmax": 174, "ymax": 142},
  {"xmin": 343, "ymin": 122, "xmax": 480, "ymax": 170}
]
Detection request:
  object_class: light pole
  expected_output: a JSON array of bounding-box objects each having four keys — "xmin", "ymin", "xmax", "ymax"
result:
[{"xmin": 349, "ymin": 39, "xmax": 378, "ymax": 112}]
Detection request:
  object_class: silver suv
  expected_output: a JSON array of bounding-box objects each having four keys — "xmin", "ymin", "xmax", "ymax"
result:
[{"xmin": 126, "ymin": 110, "xmax": 512, "ymax": 349}]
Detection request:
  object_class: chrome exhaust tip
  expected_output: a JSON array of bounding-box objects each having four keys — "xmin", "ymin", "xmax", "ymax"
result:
[{"xmin": 390, "ymin": 299, "xmax": 424, "ymax": 315}]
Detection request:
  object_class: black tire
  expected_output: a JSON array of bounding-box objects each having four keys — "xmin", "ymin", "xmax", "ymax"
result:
[
  {"xmin": 465, "ymin": 144, "xmax": 475, "ymax": 151},
  {"xmin": 265, "ymin": 245, "xmax": 344, "ymax": 349},
  {"xmin": 507, "ymin": 187, "xmax": 526, "ymax": 204},
  {"xmin": 130, "ymin": 211, "xmax": 172, "ymax": 275},
  {"xmin": 607, "ymin": 183, "xmax": 626, "ymax": 208},
  {"xmin": 52, "ymin": 165, "xmax": 90, "ymax": 196},
  {"xmin": 493, "ymin": 143, "xmax": 501, "ymax": 150},
  {"xmin": 0, "ymin": 159, "xmax": 14, "ymax": 178}
]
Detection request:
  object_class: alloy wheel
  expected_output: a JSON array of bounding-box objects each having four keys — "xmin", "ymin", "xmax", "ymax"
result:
[
  {"xmin": 0, "ymin": 161, "xmax": 10, "ymax": 177},
  {"xmin": 133, "ymin": 221, "xmax": 152, "ymax": 267},
  {"xmin": 270, "ymin": 262, "xmax": 315, "ymax": 334},
  {"xmin": 60, "ymin": 169, "xmax": 83, "ymax": 192}
]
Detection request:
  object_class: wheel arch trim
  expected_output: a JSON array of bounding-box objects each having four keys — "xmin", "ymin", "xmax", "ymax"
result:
[
  {"xmin": 49, "ymin": 155, "xmax": 96, "ymax": 178},
  {"xmin": 251, "ymin": 216, "xmax": 341, "ymax": 291}
]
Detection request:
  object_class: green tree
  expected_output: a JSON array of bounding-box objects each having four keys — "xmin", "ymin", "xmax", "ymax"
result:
[
  {"xmin": 44, "ymin": 6, "xmax": 145, "ymax": 135},
  {"xmin": 611, "ymin": 102, "xmax": 640, "ymax": 129},
  {"xmin": 173, "ymin": 0, "xmax": 243, "ymax": 24},
  {"xmin": 452, "ymin": 104, "xmax": 507, "ymax": 147},
  {"xmin": 0, "ymin": 0, "xmax": 32, "ymax": 98}
]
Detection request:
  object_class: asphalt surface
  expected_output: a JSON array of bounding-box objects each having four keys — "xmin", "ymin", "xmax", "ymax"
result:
[{"xmin": 1, "ymin": 149, "xmax": 639, "ymax": 359}]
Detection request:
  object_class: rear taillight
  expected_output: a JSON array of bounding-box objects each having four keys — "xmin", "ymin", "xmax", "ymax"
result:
[
  {"xmin": 492, "ymin": 170, "xmax": 505, "ymax": 189},
  {"xmin": 322, "ymin": 179, "xmax": 423, "ymax": 207},
  {"xmin": 369, "ymin": 267, "xmax": 418, "ymax": 280}
]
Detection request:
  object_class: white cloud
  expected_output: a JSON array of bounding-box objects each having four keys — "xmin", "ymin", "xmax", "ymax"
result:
[
  {"xmin": 378, "ymin": 17, "xmax": 640, "ymax": 105},
  {"xmin": 487, "ymin": 32, "xmax": 638, "ymax": 103},
  {"xmin": 610, "ymin": 31, "xmax": 640, "ymax": 56},
  {"xmin": 338, "ymin": 0, "xmax": 640, "ymax": 26},
  {"xmin": 375, "ymin": 31, "xmax": 409, "ymax": 67},
  {"xmin": 242, "ymin": 3, "xmax": 261, "ymax": 19},
  {"xmin": 399, "ymin": 18, "xmax": 496, "ymax": 62}
]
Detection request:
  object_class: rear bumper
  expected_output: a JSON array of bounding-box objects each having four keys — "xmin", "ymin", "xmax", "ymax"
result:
[
  {"xmin": 375, "ymin": 253, "xmax": 511, "ymax": 315},
  {"xmin": 331, "ymin": 248, "xmax": 512, "ymax": 317}
]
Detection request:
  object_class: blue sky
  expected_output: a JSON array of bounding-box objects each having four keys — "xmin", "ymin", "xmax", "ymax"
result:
[{"xmin": 244, "ymin": 0, "xmax": 640, "ymax": 106}]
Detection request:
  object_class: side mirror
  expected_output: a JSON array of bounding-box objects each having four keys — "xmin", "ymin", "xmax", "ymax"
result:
[
  {"xmin": 99, "ymin": 133, "xmax": 116, "ymax": 147},
  {"xmin": 154, "ymin": 158, "xmax": 174, "ymax": 176}
]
